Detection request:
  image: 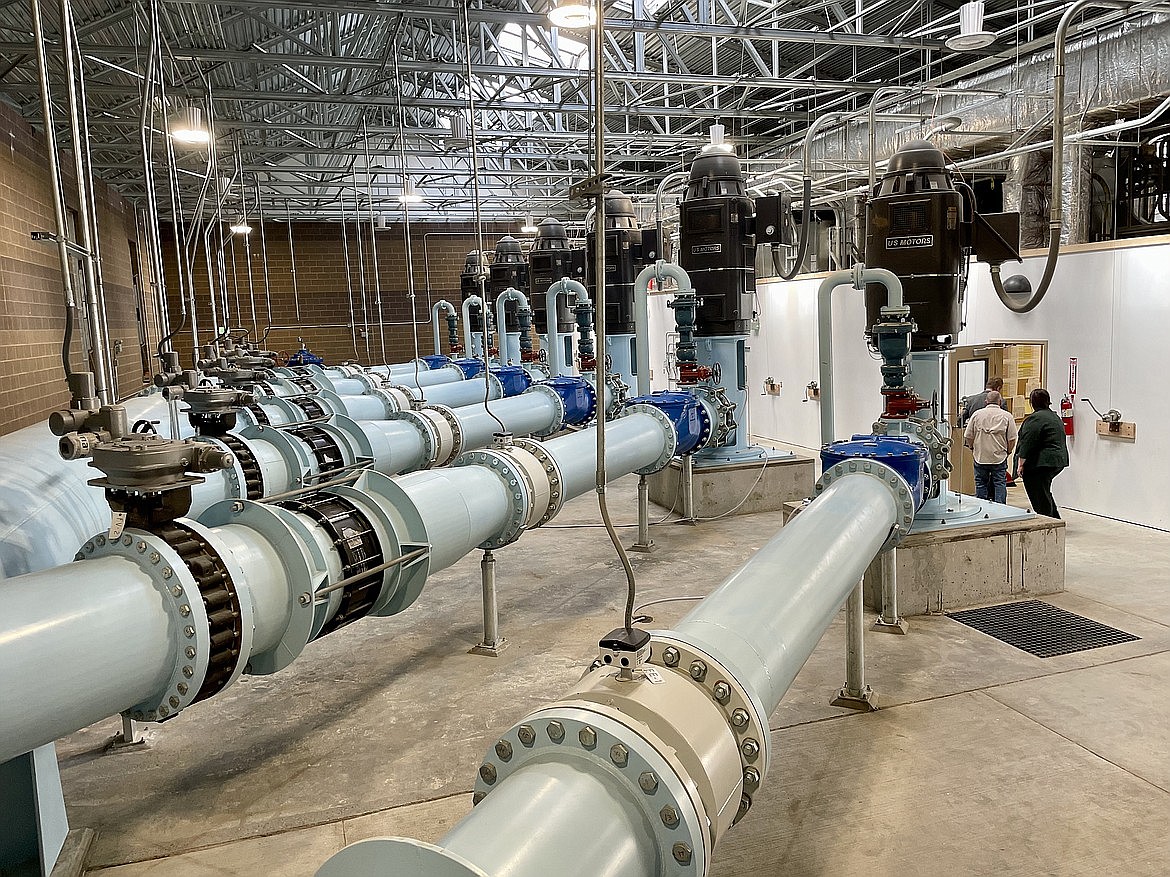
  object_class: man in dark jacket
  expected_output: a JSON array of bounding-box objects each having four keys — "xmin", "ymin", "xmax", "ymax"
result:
[
  {"xmin": 961, "ymin": 376, "xmax": 1005, "ymax": 426},
  {"xmin": 1015, "ymin": 388, "xmax": 1070, "ymax": 519}
]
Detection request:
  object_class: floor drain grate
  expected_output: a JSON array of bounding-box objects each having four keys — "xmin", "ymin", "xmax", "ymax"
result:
[{"xmin": 947, "ymin": 600, "xmax": 1140, "ymax": 658}]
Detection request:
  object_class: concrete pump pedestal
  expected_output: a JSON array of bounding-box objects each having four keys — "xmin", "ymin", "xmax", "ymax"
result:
[
  {"xmin": 784, "ymin": 497, "xmax": 1065, "ymax": 616},
  {"xmin": 649, "ymin": 451, "xmax": 815, "ymax": 519}
]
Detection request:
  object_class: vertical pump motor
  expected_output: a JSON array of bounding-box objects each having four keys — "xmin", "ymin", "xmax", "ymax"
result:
[
  {"xmin": 586, "ymin": 191, "xmax": 645, "ymax": 335},
  {"xmin": 863, "ymin": 140, "xmax": 967, "ymax": 351},
  {"xmin": 678, "ymin": 143, "xmax": 756, "ymax": 337},
  {"xmin": 527, "ymin": 218, "xmax": 577, "ymax": 335}
]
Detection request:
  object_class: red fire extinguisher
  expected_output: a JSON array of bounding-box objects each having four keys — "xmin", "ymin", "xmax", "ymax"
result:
[{"xmin": 1060, "ymin": 394, "xmax": 1075, "ymax": 437}]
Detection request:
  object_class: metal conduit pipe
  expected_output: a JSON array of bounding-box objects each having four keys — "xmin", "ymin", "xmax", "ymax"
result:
[
  {"xmin": 633, "ymin": 261, "xmax": 694, "ymax": 396},
  {"xmin": 988, "ymin": 0, "xmax": 1133, "ymax": 313},
  {"xmin": 776, "ymin": 113, "xmax": 844, "ymax": 282},
  {"xmin": 817, "ymin": 265, "xmax": 904, "ymax": 445},
  {"xmin": 431, "ymin": 300, "xmax": 458, "ymax": 355},
  {"xmin": 544, "ymin": 278, "xmax": 591, "ymax": 377},
  {"xmin": 0, "ymin": 404, "xmax": 680, "ymax": 765},
  {"xmin": 318, "ymin": 466, "xmax": 903, "ymax": 877}
]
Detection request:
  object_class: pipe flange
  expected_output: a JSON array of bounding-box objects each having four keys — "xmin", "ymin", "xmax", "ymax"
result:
[
  {"xmin": 385, "ymin": 409, "xmax": 437, "ymax": 468},
  {"xmin": 350, "ymin": 371, "xmax": 380, "ymax": 393},
  {"xmin": 388, "ymin": 382, "xmax": 421, "ymax": 404},
  {"xmin": 366, "ymin": 387, "xmax": 402, "ymax": 417},
  {"xmin": 524, "ymin": 384, "xmax": 567, "ymax": 438},
  {"xmin": 474, "ymin": 706, "xmax": 708, "ymax": 877},
  {"xmin": 453, "ymin": 448, "xmax": 531, "ymax": 549},
  {"xmin": 83, "ymin": 530, "xmax": 212, "ymax": 723},
  {"xmin": 816, "ymin": 459, "xmax": 915, "ymax": 549},
  {"xmin": 198, "ymin": 499, "xmax": 326, "ymax": 675},
  {"xmin": 512, "ymin": 438, "xmax": 563, "ymax": 527},
  {"xmin": 872, "ymin": 417, "xmax": 953, "ymax": 487},
  {"xmin": 621, "ymin": 403, "xmax": 679, "ymax": 474},
  {"xmin": 485, "ymin": 371, "xmax": 505, "ymax": 400},
  {"xmin": 421, "ymin": 404, "xmax": 464, "ymax": 467},
  {"xmin": 647, "ymin": 632, "xmax": 772, "ymax": 830},
  {"xmin": 242, "ymin": 423, "xmax": 313, "ymax": 488},
  {"xmin": 604, "ymin": 371, "xmax": 630, "ymax": 415}
]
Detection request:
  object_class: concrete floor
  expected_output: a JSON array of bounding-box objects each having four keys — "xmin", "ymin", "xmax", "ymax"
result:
[{"xmin": 56, "ymin": 473, "xmax": 1170, "ymax": 876}]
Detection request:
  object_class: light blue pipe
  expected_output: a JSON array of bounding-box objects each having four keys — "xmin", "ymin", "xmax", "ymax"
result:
[
  {"xmin": 0, "ymin": 399, "xmax": 682, "ymax": 764},
  {"xmin": 633, "ymin": 260, "xmax": 694, "ymax": 396},
  {"xmin": 462, "ymin": 294, "xmax": 486, "ymax": 357},
  {"xmin": 432, "ymin": 300, "xmax": 457, "ymax": 355},
  {"xmin": 315, "ymin": 467, "xmax": 903, "ymax": 877},
  {"xmin": 817, "ymin": 264, "xmax": 904, "ymax": 444},
  {"xmin": 495, "ymin": 287, "xmax": 531, "ymax": 365},
  {"xmin": 543, "ymin": 278, "xmax": 590, "ymax": 377}
]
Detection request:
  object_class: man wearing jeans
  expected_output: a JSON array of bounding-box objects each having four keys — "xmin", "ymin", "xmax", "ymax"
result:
[{"xmin": 963, "ymin": 391, "xmax": 1018, "ymax": 504}]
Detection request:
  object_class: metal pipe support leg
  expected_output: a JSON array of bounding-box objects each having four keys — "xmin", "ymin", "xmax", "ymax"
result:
[
  {"xmin": 469, "ymin": 550, "xmax": 507, "ymax": 657},
  {"xmin": 872, "ymin": 548, "xmax": 908, "ymax": 635},
  {"xmin": 680, "ymin": 454, "xmax": 696, "ymax": 524},
  {"xmin": 831, "ymin": 581, "xmax": 877, "ymax": 711},
  {"xmin": 628, "ymin": 475, "xmax": 656, "ymax": 553}
]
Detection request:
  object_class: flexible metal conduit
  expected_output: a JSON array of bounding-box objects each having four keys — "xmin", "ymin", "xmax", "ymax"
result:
[
  {"xmin": 317, "ymin": 467, "xmax": 901, "ymax": 877},
  {"xmin": 0, "ymin": 408, "xmax": 675, "ymax": 764}
]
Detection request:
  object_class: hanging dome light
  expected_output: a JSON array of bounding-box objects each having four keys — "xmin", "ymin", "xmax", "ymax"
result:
[
  {"xmin": 229, "ymin": 218, "xmax": 252, "ymax": 235},
  {"xmin": 169, "ymin": 105, "xmax": 210, "ymax": 145},
  {"xmin": 521, "ymin": 213, "xmax": 539, "ymax": 234},
  {"xmin": 548, "ymin": 0, "xmax": 595, "ymax": 29},
  {"xmin": 945, "ymin": 1, "xmax": 996, "ymax": 51}
]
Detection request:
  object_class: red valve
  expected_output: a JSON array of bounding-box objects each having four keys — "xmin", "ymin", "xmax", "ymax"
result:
[
  {"xmin": 678, "ymin": 362, "xmax": 714, "ymax": 385},
  {"xmin": 881, "ymin": 388, "xmax": 929, "ymax": 419}
]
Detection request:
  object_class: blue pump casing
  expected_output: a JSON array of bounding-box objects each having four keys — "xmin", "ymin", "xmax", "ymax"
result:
[
  {"xmin": 451, "ymin": 358, "xmax": 487, "ymax": 379},
  {"xmin": 627, "ymin": 391, "xmax": 710, "ymax": 456},
  {"xmin": 421, "ymin": 354, "xmax": 452, "ymax": 370},
  {"xmin": 540, "ymin": 376, "xmax": 597, "ymax": 426},
  {"xmin": 491, "ymin": 365, "xmax": 532, "ymax": 398},
  {"xmin": 820, "ymin": 434, "xmax": 928, "ymax": 509}
]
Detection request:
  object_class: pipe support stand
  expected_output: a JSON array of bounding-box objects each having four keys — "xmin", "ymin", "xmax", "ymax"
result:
[
  {"xmin": 473, "ymin": 705, "xmax": 708, "ymax": 877},
  {"xmin": 619, "ymin": 404, "xmax": 679, "ymax": 475},
  {"xmin": 815, "ymin": 460, "xmax": 915, "ymax": 550}
]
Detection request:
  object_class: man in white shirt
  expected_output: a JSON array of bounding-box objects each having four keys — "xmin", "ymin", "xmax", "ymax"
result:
[{"xmin": 963, "ymin": 391, "xmax": 1018, "ymax": 504}]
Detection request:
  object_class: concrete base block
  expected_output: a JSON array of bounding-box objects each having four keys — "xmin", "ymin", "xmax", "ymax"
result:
[
  {"xmin": 49, "ymin": 829, "xmax": 93, "ymax": 877},
  {"xmin": 863, "ymin": 515, "xmax": 1066, "ymax": 617},
  {"xmin": 648, "ymin": 453, "xmax": 815, "ymax": 520}
]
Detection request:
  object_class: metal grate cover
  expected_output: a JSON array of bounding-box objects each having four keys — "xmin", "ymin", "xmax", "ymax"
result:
[{"xmin": 948, "ymin": 600, "xmax": 1140, "ymax": 658}]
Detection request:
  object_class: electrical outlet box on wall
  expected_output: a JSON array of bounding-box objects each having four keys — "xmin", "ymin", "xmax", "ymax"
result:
[{"xmin": 1096, "ymin": 420, "xmax": 1136, "ymax": 441}]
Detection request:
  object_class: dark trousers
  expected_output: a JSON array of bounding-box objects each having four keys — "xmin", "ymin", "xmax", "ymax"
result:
[
  {"xmin": 1023, "ymin": 466, "xmax": 1062, "ymax": 518},
  {"xmin": 973, "ymin": 460, "xmax": 1008, "ymax": 504}
]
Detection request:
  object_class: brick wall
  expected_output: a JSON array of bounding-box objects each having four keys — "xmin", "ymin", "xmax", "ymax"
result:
[
  {"xmin": 0, "ymin": 100, "xmax": 157, "ymax": 436},
  {"xmin": 161, "ymin": 220, "xmax": 522, "ymax": 367}
]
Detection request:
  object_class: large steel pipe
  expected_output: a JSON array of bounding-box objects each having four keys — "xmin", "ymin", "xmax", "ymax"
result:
[
  {"xmin": 317, "ymin": 466, "xmax": 902, "ymax": 877},
  {"xmin": 0, "ymin": 557, "xmax": 173, "ymax": 763},
  {"xmin": 0, "ymin": 405, "xmax": 681, "ymax": 767}
]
